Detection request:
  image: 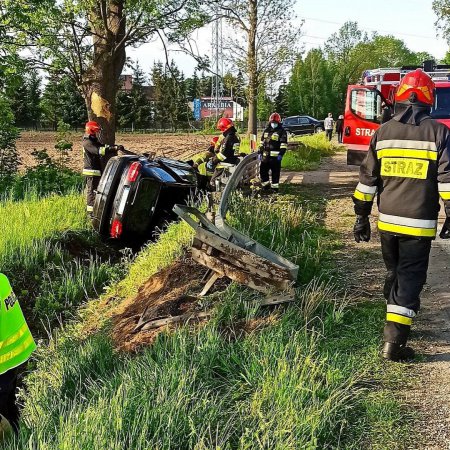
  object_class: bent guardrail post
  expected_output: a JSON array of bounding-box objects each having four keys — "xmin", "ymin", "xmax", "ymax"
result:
[{"xmin": 173, "ymin": 153, "xmax": 299, "ymax": 304}]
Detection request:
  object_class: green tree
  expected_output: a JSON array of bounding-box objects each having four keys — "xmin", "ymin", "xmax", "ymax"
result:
[
  {"xmin": 7, "ymin": 0, "xmax": 209, "ymax": 143},
  {"xmin": 218, "ymin": 0, "xmax": 301, "ymax": 135},
  {"xmin": 41, "ymin": 74, "xmax": 87, "ymax": 130},
  {"xmin": 274, "ymin": 81, "xmax": 289, "ymax": 118},
  {"xmin": 185, "ymin": 71, "xmax": 201, "ymax": 101},
  {"xmin": 0, "ymin": 95, "xmax": 19, "ymax": 179},
  {"xmin": 117, "ymin": 62, "xmax": 152, "ymax": 129},
  {"xmin": 287, "ymin": 49, "xmax": 332, "ymax": 119}
]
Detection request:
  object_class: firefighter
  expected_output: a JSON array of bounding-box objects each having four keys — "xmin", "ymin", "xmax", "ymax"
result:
[
  {"xmin": 352, "ymin": 69, "xmax": 450, "ymax": 362},
  {"xmin": 0, "ymin": 273, "xmax": 36, "ymax": 439},
  {"xmin": 258, "ymin": 112, "xmax": 288, "ymax": 192},
  {"xmin": 83, "ymin": 121, "xmax": 124, "ymax": 214},
  {"xmin": 192, "ymin": 136, "xmax": 219, "ymax": 191},
  {"xmin": 209, "ymin": 118, "xmax": 240, "ymax": 189}
]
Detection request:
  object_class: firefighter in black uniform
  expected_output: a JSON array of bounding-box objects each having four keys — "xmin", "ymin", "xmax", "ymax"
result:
[
  {"xmin": 83, "ymin": 121, "xmax": 124, "ymax": 214},
  {"xmin": 352, "ymin": 69, "xmax": 450, "ymax": 361},
  {"xmin": 209, "ymin": 118, "xmax": 240, "ymax": 189},
  {"xmin": 259, "ymin": 112, "xmax": 288, "ymax": 192}
]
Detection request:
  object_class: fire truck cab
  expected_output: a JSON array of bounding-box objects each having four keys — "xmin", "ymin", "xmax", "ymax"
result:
[{"xmin": 344, "ymin": 61, "xmax": 450, "ymax": 165}]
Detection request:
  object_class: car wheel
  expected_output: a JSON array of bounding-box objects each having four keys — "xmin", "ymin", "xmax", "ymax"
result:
[{"xmin": 315, "ymin": 126, "xmax": 324, "ymax": 133}]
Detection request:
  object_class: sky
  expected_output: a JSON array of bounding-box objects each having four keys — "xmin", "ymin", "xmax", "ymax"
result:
[{"xmin": 127, "ymin": 0, "xmax": 449, "ymax": 79}]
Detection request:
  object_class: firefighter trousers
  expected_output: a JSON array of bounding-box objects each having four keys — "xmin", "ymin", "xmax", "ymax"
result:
[
  {"xmin": 0, "ymin": 368, "xmax": 18, "ymax": 433},
  {"xmin": 85, "ymin": 176, "xmax": 101, "ymax": 213},
  {"xmin": 260, "ymin": 158, "xmax": 281, "ymax": 188},
  {"xmin": 380, "ymin": 232, "xmax": 431, "ymax": 345}
]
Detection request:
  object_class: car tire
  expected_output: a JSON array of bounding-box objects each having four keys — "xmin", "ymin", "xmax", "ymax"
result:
[{"xmin": 315, "ymin": 126, "xmax": 324, "ymax": 133}]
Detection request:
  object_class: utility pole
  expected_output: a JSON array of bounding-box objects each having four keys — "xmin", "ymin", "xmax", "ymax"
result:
[{"xmin": 211, "ymin": 4, "xmax": 224, "ymax": 118}]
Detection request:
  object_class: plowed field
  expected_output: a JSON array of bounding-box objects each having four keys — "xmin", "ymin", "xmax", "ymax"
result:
[{"xmin": 16, "ymin": 131, "xmax": 213, "ymax": 172}]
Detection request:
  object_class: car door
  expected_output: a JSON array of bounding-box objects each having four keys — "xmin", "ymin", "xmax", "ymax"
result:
[{"xmin": 299, "ymin": 117, "xmax": 314, "ymax": 134}]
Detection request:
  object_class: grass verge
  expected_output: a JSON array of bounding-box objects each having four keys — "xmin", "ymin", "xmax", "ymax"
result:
[
  {"xmin": 5, "ymin": 185, "xmax": 410, "ymax": 449},
  {"xmin": 0, "ymin": 193, "xmax": 124, "ymax": 327},
  {"xmin": 282, "ymin": 133, "xmax": 344, "ymax": 171}
]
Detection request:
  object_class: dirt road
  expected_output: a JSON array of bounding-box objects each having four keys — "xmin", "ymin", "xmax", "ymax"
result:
[{"xmin": 292, "ymin": 151, "xmax": 450, "ymax": 449}]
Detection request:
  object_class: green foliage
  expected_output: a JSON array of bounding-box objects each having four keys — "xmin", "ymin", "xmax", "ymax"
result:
[
  {"xmin": 286, "ymin": 22, "xmax": 439, "ymax": 118},
  {"xmin": 117, "ymin": 62, "xmax": 152, "ymax": 129},
  {"xmin": 0, "ymin": 94, "xmax": 19, "ymax": 178},
  {"xmin": 40, "ymin": 74, "xmax": 87, "ymax": 130},
  {"xmin": 5, "ymin": 188, "xmax": 409, "ymax": 449},
  {"xmin": 0, "ymin": 193, "xmax": 124, "ymax": 325},
  {"xmin": 0, "ymin": 149, "xmax": 83, "ymax": 201},
  {"xmin": 151, "ymin": 61, "xmax": 193, "ymax": 130},
  {"xmin": 282, "ymin": 133, "xmax": 342, "ymax": 171}
]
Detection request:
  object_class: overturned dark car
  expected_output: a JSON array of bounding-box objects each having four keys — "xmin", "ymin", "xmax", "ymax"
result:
[{"xmin": 92, "ymin": 154, "xmax": 197, "ymax": 244}]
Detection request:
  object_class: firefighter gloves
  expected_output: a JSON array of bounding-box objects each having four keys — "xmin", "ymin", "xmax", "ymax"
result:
[
  {"xmin": 354, "ymin": 215, "xmax": 371, "ymax": 243},
  {"xmin": 439, "ymin": 217, "xmax": 450, "ymax": 239}
]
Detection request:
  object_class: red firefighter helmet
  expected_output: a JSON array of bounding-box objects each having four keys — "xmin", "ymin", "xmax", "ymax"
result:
[
  {"xmin": 85, "ymin": 121, "xmax": 101, "ymax": 135},
  {"xmin": 395, "ymin": 69, "xmax": 435, "ymax": 106},
  {"xmin": 217, "ymin": 117, "xmax": 234, "ymax": 132},
  {"xmin": 269, "ymin": 112, "xmax": 281, "ymax": 123},
  {"xmin": 210, "ymin": 136, "xmax": 219, "ymax": 146}
]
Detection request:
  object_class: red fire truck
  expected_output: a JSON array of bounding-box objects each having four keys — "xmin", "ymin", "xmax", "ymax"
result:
[{"xmin": 344, "ymin": 61, "xmax": 450, "ymax": 165}]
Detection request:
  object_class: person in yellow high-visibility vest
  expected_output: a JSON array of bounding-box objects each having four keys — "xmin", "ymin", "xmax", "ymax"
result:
[{"xmin": 0, "ymin": 273, "xmax": 36, "ymax": 438}]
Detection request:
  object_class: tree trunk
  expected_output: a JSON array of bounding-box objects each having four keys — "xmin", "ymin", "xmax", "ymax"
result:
[
  {"xmin": 82, "ymin": 1, "xmax": 126, "ymax": 145},
  {"xmin": 247, "ymin": 0, "xmax": 258, "ymax": 136}
]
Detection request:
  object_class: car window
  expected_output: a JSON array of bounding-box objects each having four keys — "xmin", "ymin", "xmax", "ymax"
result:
[
  {"xmin": 350, "ymin": 88, "xmax": 381, "ymax": 123},
  {"xmin": 299, "ymin": 117, "xmax": 309, "ymax": 124},
  {"xmin": 284, "ymin": 118, "xmax": 298, "ymax": 125}
]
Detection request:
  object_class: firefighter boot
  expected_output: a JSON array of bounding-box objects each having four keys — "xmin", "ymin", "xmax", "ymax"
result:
[{"xmin": 382, "ymin": 342, "xmax": 415, "ymax": 362}]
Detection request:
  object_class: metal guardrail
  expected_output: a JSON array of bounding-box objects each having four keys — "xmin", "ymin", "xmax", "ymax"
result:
[
  {"xmin": 214, "ymin": 153, "xmax": 299, "ymax": 281},
  {"xmin": 173, "ymin": 153, "xmax": 299, "ymax": 296}
]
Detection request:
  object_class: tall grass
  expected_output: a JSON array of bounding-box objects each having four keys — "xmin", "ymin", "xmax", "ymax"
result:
[
  {"xmin": 282, "ymin": 133, "xmax": 344, "ymax": 171},
  {"xmin": 0, "ymin": 194, "xmax": 124, "ymax": 324},
  {"xmin": 6, "ymin": 188, "xmax": 409, "ymax": 449}
]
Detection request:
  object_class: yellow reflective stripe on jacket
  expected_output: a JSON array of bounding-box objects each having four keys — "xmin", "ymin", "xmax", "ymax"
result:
[
  {"xmin": 99, "ymin": 146, "xmax": 106, "ymax": 156},
  {"xmin": 270, "ymin": 151, "xmax": 280, "ymax": 157},
  {"xmin": 377, "ymin": 148, "xmax": 437, "ymax": 161},
  {"xmin": 0, "ymin": 333, "xmax": 35, "ymax": 366},
  {"xmin": 280, "ymin": 144, "xmax": 288, "ymax": 149},
  {"xmin": 439, "ymin": 183, "xmax": 450, "ymax": 200},
  {"xmin": 0, "ymin": 274, "xmax": 36, "ymax": 375},
  {"xmin": 82, "ymin": 169, "xmax": 102, "ymax": 176},
  {"xmin": 386, "ymin": 312, "xmax": 413, "ymax": 326},
  {"xmin": 375, "ymin": 139, "xmax": 437, "ymax": 151},
  {"xmin": 86, "ymin": 205, "xmax": 94, "ymax": 212},
  {"xmin": 378, "ymin": 213, "xmax": 436, "ymax": 237},
  {"xmin": 216, "ymin": 152, "xmax": 226, "ymax": 161},
  {"xmin": 0, "ymin": 323, "xmax": 28, "ymax": 351}
]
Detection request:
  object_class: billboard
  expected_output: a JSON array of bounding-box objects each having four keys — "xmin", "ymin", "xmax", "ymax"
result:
[{"xmin": 200, "ymin": 97, "xmax": 234, "ymax": 119}]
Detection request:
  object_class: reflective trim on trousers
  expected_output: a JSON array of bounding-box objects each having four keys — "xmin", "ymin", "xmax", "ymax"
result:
[
  {"xmin": 375, "ymin": 139, "xmax": 437, "ymax": 151},
  {"xmin": 86, "ymin": 205, "xmax": 94, "ymax": 212},
  {"xmin": 386, "ymin": 312, "xmax": 412, "ymax": 326},
  {"xmin": 271, "ymin": 183, "xmax": 279, "ymax": 189},
  {"xmin": 82, "ymin": 169, "xmax": 101, "ymax": 176},
  {"xmin": 386, "ymin": 304, "xmax": 416, "ymax": 318},
  {"xmin": 439, "ymin": 182, "xmax": 450, "ymax": 200}
]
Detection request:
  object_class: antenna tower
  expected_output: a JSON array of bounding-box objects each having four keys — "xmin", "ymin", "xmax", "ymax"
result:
[{"xmin": 211, "ymin": 7, "xmax": 224, "ymax": 118}]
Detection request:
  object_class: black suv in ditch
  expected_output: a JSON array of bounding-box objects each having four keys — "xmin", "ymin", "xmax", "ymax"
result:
[{"xmin": 282, "ymin": 115, "xmax": 325, "ymax": 135}]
